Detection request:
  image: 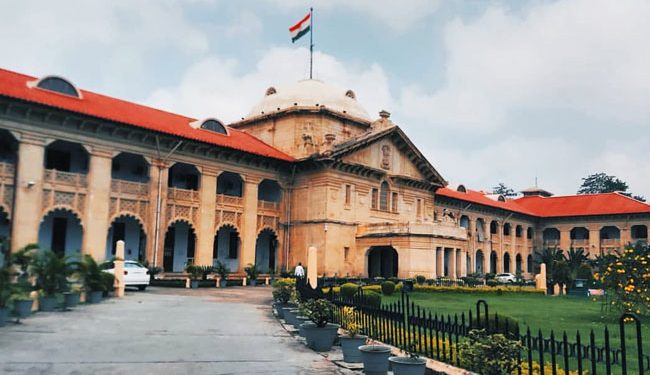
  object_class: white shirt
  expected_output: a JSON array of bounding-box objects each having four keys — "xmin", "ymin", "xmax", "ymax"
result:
[{"xmin": 294, "ymin": 265, "xmax": 305, "ymax": 277}]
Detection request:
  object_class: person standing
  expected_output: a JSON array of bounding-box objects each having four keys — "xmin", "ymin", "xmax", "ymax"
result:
[{"xmin": 294, "ymin": 262, "xmax": 305, "ymax": 278}]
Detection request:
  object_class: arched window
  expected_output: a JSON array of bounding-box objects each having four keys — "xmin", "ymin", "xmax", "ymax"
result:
[
  {"xmin": 200, "ymin": 119, "xmax": 228, "ymax": 135},
  {"xmin": 34, "ymin": 76, "xmax": 80, "ymax": 97},
  {"xmin": 379, "ymin": 181, "xmax": 389, "ymax": 211}
]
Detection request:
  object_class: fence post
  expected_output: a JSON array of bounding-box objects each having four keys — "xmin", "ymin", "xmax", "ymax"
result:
[
  {"xmin": 619, "ymin": 313, "xmax": 644, "ymax": 375},
  {"xmin": 476, "ymin": 299, "xmax": 488, "ymax": 331}
]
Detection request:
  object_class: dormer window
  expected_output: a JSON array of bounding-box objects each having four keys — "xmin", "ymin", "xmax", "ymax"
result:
[
  {"xmin": 265, "ymin": 87, "xmax": 277, "ymax": 96},
  {"xmin": 198, "ymin": 119, "xmax": 228, "ymax": 135},
  {"xmin": 30, "ymin": 76, "xmax": 81, "ymax": 98},
  {"xmin": 345, "ymin": 90, "xmax": 356, "ymax": 99}
]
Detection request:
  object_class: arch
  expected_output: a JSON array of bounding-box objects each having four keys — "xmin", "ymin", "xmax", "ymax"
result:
[
  {"xmin": 0, "ymin": 207, "xmax": 9, "ymax": 267},
  {"xmin": 31, "ymin": 76, "xmax": 82, "ymax": 98},
  {"xmin": 258, "ymin": 179, "xmax": 281, "ymax": 203},
  {"xmin": 490, "ymin": 251, "xmax": 498, "ymax": 273},
  {"xmin": 217, "ymin": 171, "xmax": 243, "ymax": 197},
  {"xmin": 631, "ymin": 224, "xmax": 648, "ymax": 240},
  {"xmin": 570, "ymin": 227, "xmax": 589, "ymax": 240},
  {"xmin": 38, "ymin": 207, "xmax": 83, "ymax": 258},
  {"xmin": 367, "ymin": 246, "xmax": 398, "ymax": 278},
  {"xmin": 255, "ymin": 228, "xmax": 278, "ymax": 273},
  {"xmin": 515, "ymin": 254, "xmax": 522, "ymax": 274},
  {"xmin": 198, "ymin": 118, "xmax": 228, "ymax": 135},
  {"xmin": 515, "ymin": 225, "xmax": 523, "ymax": 238},
  {"xmin": 106, "ymin": 214, "xmax": 147, "ymax": 261},
  {"xmin": 168, "ymin": 162, "xmax": 200, "ymax": 190},
  {"xmin": 475, "ymin": 250, "xmax": 484, "ymax": 273},
  {"xmin": 475, "ymin": 218, "xmax": 486, "ymax": 241},
  {"xmin": 543, "ymin": 228, "xmax": 560, "ymax": 241},
  {"xmin": 214, "ymin": 223, "xmax": 240, "ymax": 272},
  {"xmin": 527, "ymin": 254, "xmax": 534, "ymax": 273},
  {"xmin": 45, "ymin": 140, "xmax": 89, "ymax": 173},
  {"xmin": 41, "ymin": 205, "xmax": 84, "ymax": 227},
  {"xmin": 163, "ymin": 219, "xmax": 196, "ymax": 272},
  {"xmin": 459, "ymin": 215, "xmax": 470, "ymax": 230},
  {"xmin": 456, "ymin": 184, "xmax": 467, "ymax": 193},
  {"xmin": 112, "ymin": 152, "xmax": 149, "ymax": 183},
  {"xmin": 527, "ymin": 227, "xmax": 534, "ymax": 239},
  {"xmin": 503, "ymin": 252, "xmax": 511, "ymax": 273},
  {"xmin": 379, "ymin": 181, "xmax": 390, "ymax": 211},
  {"xmin": 490, "ymin": 220, "xmax": 499, "ymax": 236},
  {"xmin": 503, "ymin": 223, "xmax": 511, "ymax": 236},
  {"xmin": 599, "ymin": 226, "xmax": 620, "ymax": 239}
]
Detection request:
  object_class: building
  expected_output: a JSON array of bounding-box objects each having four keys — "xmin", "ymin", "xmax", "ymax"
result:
[{"xmin": 0, "ymin": 68, "xmax": 648, "ymax": 279}]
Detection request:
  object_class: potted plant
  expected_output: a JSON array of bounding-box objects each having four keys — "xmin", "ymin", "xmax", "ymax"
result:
[
  {"xmin": 0, "ymin": 265, "xmax": 16, "ymax": 326},
  {"xmin": 30, "ymin": 250, "xmax": 70, "ymax": 311},
  {"xmin": 63, "ymin": 283, "xmax": 82, "ymax": 309},
  {"xmin": 244, "ymin": 264, "xmax": 260, "ymax": 286},
  {"xmin": 301, "ymin": 298, "xmax": 340, "ymax": 352},
  {"xmin": 389, "ymin": 346, "xmax": 427, "ymax": 375},
  {"xmin": 78, "ymin": 254, "xmax": 110, "ymax": 303},
  {"xmin": 214, "ymin": 261, "xmax": 230, "ymax": 288},
  {"xmin": 339, "ymin": 306, "xmax": 367, "ymax": 363},
  {"xmin": 359, "ymin": 340, "xmax": 392, "ymax": 375},
  {"xmin": 185, "ymin": 265, "xmax": 202, "ymax": 288},
  {"xmin": 272, "ymin": 284, "xmax": 292, "ymax": 318}
]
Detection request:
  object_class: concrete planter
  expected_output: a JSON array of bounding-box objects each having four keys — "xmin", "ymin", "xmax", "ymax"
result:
[
  {"xmin": 14, "ymin": 299, "xmax": 33, "ymax": 318},
  {"xmin": 219, "ymin": 279, "xmax": 228, "ymax": 288},
  {"xmin": 39, "ymin": 296, "xmax": 58, "ymax": 312},
  {"xmin": 302, "ymin": 323, "xmax": 340, "ymax": 352},
  {"xmin": 86, "ymin": 291, "xmax": 103, "ymax": 304},
  {"xmin": 63, "ymin": 292, "xmax": 80, "ymax": 308},
  {"xmin": 249, "ymin": 279, "xmax": 257, "ymax": 286},
  {"xmin": 190, "ymin": 280, "xmax": 199, "ymax": 289},
  {"xmin": 284, "ymin": 308, "xmax": 299, "ymax": 326},
  {"xmin": 294, "ymin": 315, "xmax": 309, "ymax": 336},
  {"xmin": 275, "ymin": 303, "xmax": 288, "ymax": 319},
  {"xmin": 389, "ymin": 356, "xmax": 427, "ymax": 375},
  {"xmin": 0, "ymin": 307, "xmax": 8, "ymax": 327},
  {"xmin": 359, "ymin": 345, "xmax": 391, "ymax": 375},
  {"xmin": 339, "ymin": 335, "xmax": 367, "ymax": 363}
]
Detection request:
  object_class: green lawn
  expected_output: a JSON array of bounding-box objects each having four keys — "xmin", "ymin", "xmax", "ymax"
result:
[{"xmin": 382, "ymin": 292, "xmax": 649, "ymax": 355}]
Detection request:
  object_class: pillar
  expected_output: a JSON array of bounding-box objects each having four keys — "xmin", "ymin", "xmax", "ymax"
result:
[
  {"xmin": 460, "ymin": 250, "xmax": 467, "ymax": 277},
  {"xmin": 560, "ymin": 228, "xmax": 571, "ymax": 251},
  {"xmin": 436, "ymin": 247, "xmax": 443, "ymax": 277},
  {"xmin": 195, "ymin": 168, "xmax": 217, "ymax": 266},
  {"xmin": 11, "ymin": 134, "xmax": 45, "ymax": 251},
  {"xmin": 240, "ymin": 176, "xmax": 260, "ymax": 272},
  {"xmin": 114, "ymin": 240, "xmax": 125, "ymax": 297},
  {"xmin": 81, "ymin": 148, "xmax": 112, "ymax": 260},
  {"xmin": 589, "ymin": 227, "xmax": 601, "ymax": 257},
  {"xmin": 146, "ymin": 160, "xmax": 168, "ymax": 268},
  {"xmin": 448, "ymin": 248, "xmax": 457, "ymax": 279},
  {"xmin": 431, "ymin": 246, "xmax": 438, "ymax": 278}
]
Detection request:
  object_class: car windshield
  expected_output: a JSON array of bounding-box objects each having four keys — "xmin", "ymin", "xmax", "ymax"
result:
[{"xmin": 125, "ymin": 262, "xmax": 145, "ymax": 268}]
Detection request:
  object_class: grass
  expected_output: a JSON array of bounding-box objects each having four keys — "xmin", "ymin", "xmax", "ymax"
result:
[{"xmin": 382, "ymin": 291, "xmax": 649, "ymax": 357}]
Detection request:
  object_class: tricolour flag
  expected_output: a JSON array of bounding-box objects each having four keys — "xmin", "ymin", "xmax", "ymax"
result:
[{"xmin": 289, "ymin": 12, "xmax": 311, "ymax": 43}]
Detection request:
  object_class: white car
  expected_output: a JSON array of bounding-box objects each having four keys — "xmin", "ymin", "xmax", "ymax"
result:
[
  {"xmin": 495, "ymin": 273, "xmax": 517, "ymax": 283},
  {"xmin": 105, "ymin": 260, "xmax": 150, "ymax": 290}
]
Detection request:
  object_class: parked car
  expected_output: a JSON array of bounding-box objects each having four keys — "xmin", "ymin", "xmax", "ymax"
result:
[
  {"xmin": 104, "ymin": 260, "xmax": 150, "ymax": 290},
  {"xmin": 495, "ymin": 273, "xmax": 517, "ymax": 283}
]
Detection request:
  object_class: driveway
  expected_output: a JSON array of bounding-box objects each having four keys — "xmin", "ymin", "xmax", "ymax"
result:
[{"xmin": 0, "ymin": 287, "xmax": 349, "ymax": 374}]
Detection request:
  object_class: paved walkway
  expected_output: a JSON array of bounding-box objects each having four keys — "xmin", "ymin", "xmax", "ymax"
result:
[{"xmin": 0, "ymin": 287, "xmax": 350, "ymax": 374}]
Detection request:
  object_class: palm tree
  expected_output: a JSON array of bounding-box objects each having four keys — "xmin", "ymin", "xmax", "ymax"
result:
[
  {"xmin": 534, "ymin": 247, "xmax": 564, "ymax": 275},
  {"xmin": 564, "ymin": 248, "xmax": 589, "ymax": 284}
]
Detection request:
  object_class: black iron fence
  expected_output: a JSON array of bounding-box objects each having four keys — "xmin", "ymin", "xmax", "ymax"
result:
[{"xmin": 326, "ymin": 288, "xmax": 648, "ymax": 375}]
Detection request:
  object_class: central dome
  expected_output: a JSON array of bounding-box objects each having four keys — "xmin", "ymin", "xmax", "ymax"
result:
[{"xmin": 248, "ymin": 79, "xmax": 370, "ymax": 121}]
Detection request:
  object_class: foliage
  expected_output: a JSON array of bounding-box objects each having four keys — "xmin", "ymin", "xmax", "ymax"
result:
[
  {"xmin": 471, "ymin": 314, "xmax": 520, "ymax": 338},
  {"xmin": 304, "ymin": 298, "xmax": 334, "ymax": 327},
  {"xmin": 29, "ymin": 250, "xmax": 73, "ymax": 296},
  {"xmin": 141, "ymin": 260, "xmax": 161, "ymax": 281},
  {"xmin": 415, "ymin": 275, "xmax": 426, "ymax": 285},
  {"xmin": 380, "ymin": 280, "xmax": 396, "ymax": 295},
  {"xmin": 577, "ymin": 172, "xmax": 645, "ymax": 201},
  {"xmin": 213, "ymin": 261, "xmax": 230, "ymax": 279},
  {"xmin": 493, "ymin": 182, "xmax": 517, "ymax": 198},
  {"xmin": 272, "ymin": 284, "xmax": 293, "ymax": 303},
  {"xmin": 413, "ymin": 284, "xmax": 545, "ymax": 295},
  {"xmin": 363, "ymin": 290, "xmax": 382, "ymax": 308},
  {"xmin": 597, "ymin": 242, "xmax": 649, "ymax": 316},
  {"xmin": 196, "ymin": 265, "xmax": 214, "ymax": 280},
  {"xmin": 461, "ymin": 276, "xmax": 480, "ymax": 286},
  {"xmin": 551, "ymin": 260, "xmax": 572, "ymax": 292},
  {"xmin": 184, "ymin": 265, "xmax": 203, "ymax": 280},
  {"xmin": 101, "ymin": 271, "xmax": 115, "ymax": 293},
  {"xmin": 341, "ymin": 306, "xmax": 362, "ymax": 337},
  {"xmin": 0, "ymin": 265, "xmax": 18, "ymax": 308},
  {"xmin": 486, "ymin": 279, "xmax": 498, "ymax": 287},
  {"xmin": 340, "ymin": 282, "xmax": 359, "ymax": 298},
  {"xmin": 271, "ymin": 277, "xmax": 295, "ymax": 288},
  {"xmin": 243, "ymin": 263, "xmax": 260, "ymax": 280},
  {"xmin": 515, "ymin": 361, "xmax": 583, "ymax": 375},
  {"xmin": 458, "ymin": 329, "xmax": 523, "ymax": 375},
  {"xmin": 535, "ymin": 248, "xmax": 564, "ymax": 279},
  {"xmin": 78, "ymin": 254, "xmax": 112, "ymax": 292}
]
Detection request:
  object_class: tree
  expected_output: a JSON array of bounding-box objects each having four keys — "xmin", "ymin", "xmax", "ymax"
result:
[
  {"xmin": 492, "ymin": 183, "xmax": 516, "ymax": 198},
  {"xmin": 565, "ymin": 248, "xmax": 589, "ymax": 283},
  {"xmin": 597, "ymin": 242, "xmax": 649, "ymax": 316},
  {"xmin": 577, "ymin": 173, "xmax": 646, "ymax": 202}
]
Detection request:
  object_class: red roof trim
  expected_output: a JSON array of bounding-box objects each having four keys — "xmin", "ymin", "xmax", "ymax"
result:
[{"xmin": 0, "ymin": 68, "xmax": 294, "ymax": 162}]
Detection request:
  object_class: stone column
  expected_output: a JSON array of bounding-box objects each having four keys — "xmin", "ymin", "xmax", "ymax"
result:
[
  {"xmin": 146, "ymin": 160, "xmax": 169, "ymax": 268},
  {"xmin": 448, "ymin": 248, "xmax": 457, "ymax": 279},
  {"xmin": 436, "ymin": 247, "xmax": 444, "ymax": 277},
  {"xmin": 240, "ymin": 176, "xmax": 260, "ymax": 272},
  {"xmin": 460, "ymin": 250, "xmax": 467, "ymax": 277},
  {"xmin": 11, "ymin": 134, "xmax": 45, "ymax": 251},
  {"xmin": 560, "ymin": 227, "xmax": 571, "ymax": 251},
  {"xmin": 523, "ymin": 226, "xmax": 529, "ymax": 275},
  {"xmin": 81, "ymin": 147, "xmax": 112, "ymax": 260},
  {"xmin": 195, "ymin": 167, "xmax": 217, "ymax": 266},
  {"xmin": 589, "ymin": 227, "xmax": 601, "ymax": 257},
  {"xmin": 431, "ymin": 246, "xmax": 438, "ymax": 278},
  {"xmin": 620, "ymin": 226, "xmax": 631, "ymax": 248}
]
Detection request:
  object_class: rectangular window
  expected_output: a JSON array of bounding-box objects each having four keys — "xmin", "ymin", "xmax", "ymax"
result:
[
  {"xmin": 371, "ymin": 189, "xmax": 378, "ymax": 210},
  {"xmin": 416, "ymin": 199, "xmax": 422, "ymax": 218},
  {"xmin": 345, "ymin": 184, "xmax": 351, "ymax": 206},
  {"xmin": 344, "ymin": 246, "xmax": 350, "ymax": 261},
  {"xmin": 391, "ymin": 192, "xmax": 398, "ymax": 212}
]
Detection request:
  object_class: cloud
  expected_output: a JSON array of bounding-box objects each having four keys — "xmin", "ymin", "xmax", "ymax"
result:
[
  {"xmin": 145, "ymin": 47, "xmax": 393, "ymax": 123},
  {"xmin": 224, "ymin": 10, "xmax": 263, "ymax": 37}
]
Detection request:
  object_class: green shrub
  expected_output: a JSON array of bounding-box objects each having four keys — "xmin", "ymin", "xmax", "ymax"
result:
[
  {"xmin": 304, "ymin": 298, "xmax": 334, "ymax": 327},
  {"xmin": 381, "ymin": 280, "xmax": 396, "ymax": 295},
  {"xmin": 272, "ymin": 277, "xmax": 295, "ymax": 288},
  {"xmin": 471, "ymin": 314, "xmax": 519, "ymax": 338},
  {"xmin": 485, "ymin": 273, "xmax": 496, "ymax": 280},
  {"xmin": 458, "ymin": 329, "xmax": 523, "ymax": 375},
  {"xmin": 101, "ymin": 272, "xmax": 115, "ymax": 293},
  {"xmin": 272, "ymin": 284, "xmax": 293, "ymax": 303},
  {"xmin": 340, "ymin": 282, "xmax": 359, "ymax": 298},
  {"xmin": 486, "ymin": 279, "xmax": 498, "ymax": 287},
  {"xmin": 363, "ymin": 290, "xmax": 381, "ymax": 308},
  {"xmin": 415, "ymin": 275, "xmax": 426, "ymax": 285}
]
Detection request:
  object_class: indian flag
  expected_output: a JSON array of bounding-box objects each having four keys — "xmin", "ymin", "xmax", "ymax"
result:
[{"xmin": 289, "ymin": 12, "xmax": 311, "ymax": 43}]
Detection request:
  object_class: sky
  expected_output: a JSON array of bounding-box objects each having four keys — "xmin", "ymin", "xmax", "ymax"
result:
[{"xmin": 2, "ymin": 0, "xmax": 649, "ymax": 198}]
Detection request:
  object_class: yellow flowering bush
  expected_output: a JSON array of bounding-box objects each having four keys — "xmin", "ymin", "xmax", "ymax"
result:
[
  {"xmin": 341, "ymin": 306, "xmax": 362, "ymax": 337},
  {"xmin": 600, "ymin": 243, "xmax": 649, "ymax": 316},
  {"xmin": 515, "ymin": 361, "xmax": 584, "ymax": 375}
]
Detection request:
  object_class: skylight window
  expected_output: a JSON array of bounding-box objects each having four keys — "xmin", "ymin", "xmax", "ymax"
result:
[
  {"xmin": 33, "ymin": 76, "xmax": 81, "ymax": 98},
  {"xmin": 200, "ymin": 119, "xmax": 228, "ymax": 135}
]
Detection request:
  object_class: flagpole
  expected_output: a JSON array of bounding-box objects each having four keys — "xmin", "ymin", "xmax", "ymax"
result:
[{"xmin": 309, "ymin": 7, "xmax": 313, "ymax": 79}]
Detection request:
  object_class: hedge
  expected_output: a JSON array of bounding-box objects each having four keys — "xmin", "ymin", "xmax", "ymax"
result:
[{"xmin": 413, "ymin": 285, "xmax": 545, "ymax": 295}]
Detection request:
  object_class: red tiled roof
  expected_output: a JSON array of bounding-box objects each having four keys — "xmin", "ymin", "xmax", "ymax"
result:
[
  {"xmin": 437, "ymin": 187, "xmax": 650, "ymax": 218},
  {"xmin": 513, "ymin": 193, "xmax": 650, "ymax": 217},
  {"xmin": 0, "ymin": 68, "xmax": 293, "ymax": 162}
]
